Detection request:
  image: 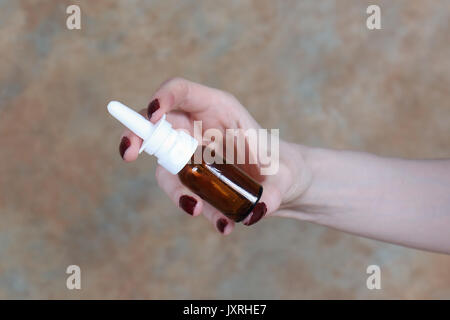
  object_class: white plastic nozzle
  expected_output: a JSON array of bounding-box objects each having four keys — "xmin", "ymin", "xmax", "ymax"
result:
[
  {"xmin": 107, "ymin": 101, "xmax": 153, "ymax": 140},
  {"xmin": 107, "ymin": 101, "xmax": 198, "ymax": 175}
]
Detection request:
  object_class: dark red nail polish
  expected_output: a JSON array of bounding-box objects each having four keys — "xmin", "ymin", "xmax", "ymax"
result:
[
  {"xmin": 147, "ymin": 98, "xmax": 160, "ymax": 119},
  {"xmin": 179, "ymin": 195, "xmax": 196, "ymax": 215},
  {"xmin": 216, "ymin": 218, "xmax": 228, "ymax": 233},
  {"xmin": 119, "ymin": 136, "xmax": 131, "ymax": 159},
  {"xmin": 244, "ymin": 202, "xmax": 267, "ymax": 226}
]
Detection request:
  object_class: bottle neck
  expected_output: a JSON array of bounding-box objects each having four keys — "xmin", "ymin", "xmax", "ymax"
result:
[{"xmin": 141, "ymin": 116, "xmax": 198, "ymax": 175}]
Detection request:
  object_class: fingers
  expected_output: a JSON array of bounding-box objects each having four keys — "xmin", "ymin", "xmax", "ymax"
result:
[
  {"xmin": 147, "ymin": 77, "xmax": 237, "ymax": 123},
  {"xmin": 119, "ymin": 130, "xmax": 142, "ymax": 162},
  {"xmin": 201, "ymin": 204, "xmax": 235, "ymax": 236},
  {"xmin": 118, "ymin": 77, "xmax": 259, "ymax": 162},
  {"xmin": 155, "ymin": 165, "xmax": 203, "ymax": 217},
  {"xmin": 119, "ymin": 108, "xmax": 148, "ymax": 162},
  {"xmin": 155, "ymin": 165, "xmax": 235, "ymax": 235},
  {"xmin": 242, "ymin": 184, "xmax": 282, "ymax": 227},
  {"xmin": 119, "ymin": 105, "xmax": 193, "ymax": 162}
]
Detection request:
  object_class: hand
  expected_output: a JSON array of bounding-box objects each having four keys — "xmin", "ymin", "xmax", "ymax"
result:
[{"xmin": 119, "ymin": 78, "xmax": 310, "ymax": 235}]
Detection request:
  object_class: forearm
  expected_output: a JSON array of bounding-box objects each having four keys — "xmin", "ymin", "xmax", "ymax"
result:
[{"xmin": 283, "ymin": 145, "xmax": 450, "ymax": 254}]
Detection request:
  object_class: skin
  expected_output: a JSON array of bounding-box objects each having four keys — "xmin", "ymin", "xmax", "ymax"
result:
[{"xmin": 120, "ymin": 78, "xmax": 450, "ymax": 254}]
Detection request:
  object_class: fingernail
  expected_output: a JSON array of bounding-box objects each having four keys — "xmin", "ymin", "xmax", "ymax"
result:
[
  {"xmin": 216, "ymin": 218, "xmax": 228, "ymax": 234},
  {"xmin": 119, "ymin": 136, "xmax": 131, "ymax": 159},
  {"xmin": 179, "ymin": 195, "xmax": 196, "ymax": 215},
  {"xmin": 244, "ymin": 202, "xmax": 267, "ymax": 226},
  {"xmin": 147, "ymin": 98, "xmax": 160, "ymax": 119}
]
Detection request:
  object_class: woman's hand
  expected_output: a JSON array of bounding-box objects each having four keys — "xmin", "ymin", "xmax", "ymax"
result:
[{"xmin": 118, "ymin": 78, "xmax": 311, "ymax": 235}]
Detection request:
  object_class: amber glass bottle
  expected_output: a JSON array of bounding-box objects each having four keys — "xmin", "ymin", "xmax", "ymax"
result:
[{"xmin": 178, "ymin": 146, "xmax": 263, "ymax": 222}]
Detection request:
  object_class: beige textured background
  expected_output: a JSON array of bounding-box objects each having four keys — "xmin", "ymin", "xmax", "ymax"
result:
[{"xmin": 0, "ymin": 0, "xmax": 449, "ymax": 299}]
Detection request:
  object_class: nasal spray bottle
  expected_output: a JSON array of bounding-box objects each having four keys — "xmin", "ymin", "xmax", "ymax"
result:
[{"xmin": 107, "ymin": 101, "xmax": 263, "ymax": 222}]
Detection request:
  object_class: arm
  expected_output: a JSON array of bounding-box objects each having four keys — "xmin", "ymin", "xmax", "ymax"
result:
[
  {"xmin": 118, "ymin": 78, "xmax": 450, "ymax": 254},
  {"xmin": 280, "ymin": 143, "xmax": 450, "ymax": 254}
]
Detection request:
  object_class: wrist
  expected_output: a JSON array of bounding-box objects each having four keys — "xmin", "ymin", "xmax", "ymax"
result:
[
  {"xmin": 277, "ymin": 143, "xmax": 340, "ymax": 222},
  {"xmin": 276, "ymin": 141, "xmax": 314, "ymax": 208}
]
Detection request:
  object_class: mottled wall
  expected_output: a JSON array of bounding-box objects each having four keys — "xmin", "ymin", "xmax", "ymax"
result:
[{"xmin": 0, "ymin": 0, "xmax": 449, "ymax": 299}]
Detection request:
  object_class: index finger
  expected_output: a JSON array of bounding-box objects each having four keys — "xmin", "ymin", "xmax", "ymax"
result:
[{"xmin": 147, "ymin": 77, "xmax": 236, "ymax": 123}]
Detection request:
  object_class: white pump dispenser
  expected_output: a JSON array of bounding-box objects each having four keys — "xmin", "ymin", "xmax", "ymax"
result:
[{"xmin": 107, "ymin": 101, "xmax": 198, "ymax": 175}]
